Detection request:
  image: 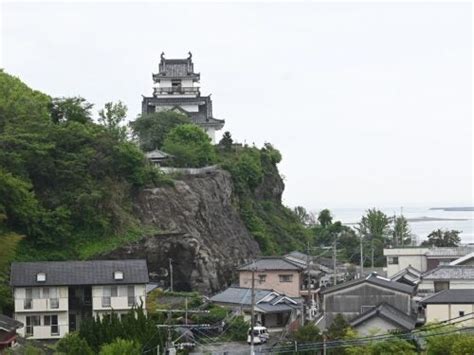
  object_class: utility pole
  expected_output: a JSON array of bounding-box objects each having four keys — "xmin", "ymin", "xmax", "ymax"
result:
[
  {"xmin": 370, "ymin": 234, "xmax": 375, "ymax": 269},
  {"xmin": 332, "ymin": 237, "xmax": 337, "ymax": 286},
  {"xmin": 360, "ymin": 232, "xmax": 364, "ymax": 278},
  {"xmin": 305, "ymin": 241, "xmax": 311, "ymax": 323},
  {"xmin": 250, "ymin": 260, "xmax": 256, "ymax": 355},
  {"xmin": 169, "ymin": 258, "xmax": 173, "ymax": 292},
  {"xmin": 185, "ymin": 297, "xmax": 188, "ymax": 325}
]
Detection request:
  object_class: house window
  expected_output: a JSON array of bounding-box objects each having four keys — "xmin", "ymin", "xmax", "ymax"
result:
[
  {"xmin": 127, "ymin": 285, "xmax": 135, "ymax": 307},
  {"xmin": 434, "ymin": 281, "xmax": 450, "ymax": 293},
  {"xmin": 258, "ymin": 274, "xmax": 267, "ymax": 284},
  {"xmin": 36, "ymin": 273, "xmax": 46, "ymax": 282},
  {"xmin": 25, "ymin": 288, "xmax": 33, "ymax": 309},
  {"xmin": 388, "ymin": 257, "xmax": 399, "ymax": 265},
  {"xmin": 44, "ymin": 315, "xmax": 59, "ymax": 336},
  {"xmin": 114, "ymin": 271, "xmax": 124, "ymax": 280},
  {"xmin": 50, "ymin": 288, "xmax": 59, "ymax": 309},
  {"xmin": 459, "ymin": 311, "xmax": 465, "ymax": 317},
  {"xmin": 279, "ymin": 274, "xmax": 293, "ymax": 283},
  {"xmin": 102, "ymin": 286, "xmax": 118, "ymax": 307},
  {"xmin": 26, "ymin": 315, "xmax": 40, "ymax": 337},
  {"xmin": 276, "ymin": 313, "xmax": 284, "ymax": 326}
]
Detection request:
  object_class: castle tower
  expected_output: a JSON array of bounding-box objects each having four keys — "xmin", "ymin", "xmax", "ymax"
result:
[{"xmin": 141, "ymin": 52, "xmax": 225, "ymax": 143}]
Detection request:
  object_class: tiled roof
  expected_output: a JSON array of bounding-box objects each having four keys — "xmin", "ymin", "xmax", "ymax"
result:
[
  {"xmin": 0, "ymin": 314, "xmax": 23, "ymax": 332},
  {"xmin": 210, "ymin": 287, "xmax": 276, "ymax": 305},
  {"xmin": 390, "ymin": 266, "xmax": 422, "ymax": 285},
  {"xmin": 210, "ymin": 287, "xmax": 301, "ymax": 314},
  {"xmin": 10, "ymin": 260, "xmax": 149, "ymax": 287},
  {"xmin": 426, "ymin": 246, "xmax": 474, "ymax": 257},
  {"xmin": 450, "ymin": 252, "xmax": 474, "ymax": 265},
  {"xmin": 145, "ymin": 149, "xmax": 171, "ymax": 160},
  {"xmin": 421, "ymin": 289, "xmax": 474, "ymax": 304},
  {"xmin": 237, "ymin": 257, "xmax": 303, "ymax": 272},
  {"xmin": 350, "ymin": 303, "xmax": 416, "ymax": 330},
  {"xmin": 321, "ymin": 273, "xmax": 414, "ymax": 295},
  {"xmin": 422, "ymin": 265, "xmax": 474, "ymax": 280}
]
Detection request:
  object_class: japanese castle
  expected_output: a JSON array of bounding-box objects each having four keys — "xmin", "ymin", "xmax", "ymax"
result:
[{"xmin": 141, "ymin": 52, "xmax": 225, "ymax": 142}]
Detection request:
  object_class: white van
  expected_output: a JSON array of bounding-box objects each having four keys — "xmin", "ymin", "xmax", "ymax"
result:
[{"xmin": 247, "ymin": 326, "xmax": 270, "ymax": 345}]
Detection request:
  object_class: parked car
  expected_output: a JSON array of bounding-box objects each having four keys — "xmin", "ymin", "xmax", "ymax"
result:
[{"xmin": 247, "ymin": 326, "xmax": 270, "ymax": 345}]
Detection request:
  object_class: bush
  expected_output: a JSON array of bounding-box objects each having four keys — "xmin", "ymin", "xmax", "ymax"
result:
[
  {"xmin": 56, "ymin": 332, "xmax": 94, "ymax": 355},
  {"xmin": 162, "ymin": 124, "xmax": 217, "ymax": 168},
  {"xmin": 99, "ymin": 338, "xmax": 141, "ymax": 355}
]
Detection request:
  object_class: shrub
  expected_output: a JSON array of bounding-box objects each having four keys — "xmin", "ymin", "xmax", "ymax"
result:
[
  {"xmin": 99, "ymin": 338, "xmax": 141, "ymax": 355},
  {"xmin": 56, "ymin": 332, "xmax": 94, "ymax": 355}
]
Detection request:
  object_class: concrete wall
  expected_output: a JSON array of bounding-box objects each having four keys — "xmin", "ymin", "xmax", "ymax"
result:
[
  {"xmin": 239, "ymin": 271, "xmax": 301, "ymax": 297},
  {"xmin": 426, "ymin": 304, "xmax": 474, "ymax": 325}
]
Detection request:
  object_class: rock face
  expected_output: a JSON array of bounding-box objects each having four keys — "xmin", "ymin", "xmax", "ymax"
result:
[{"xmin": 102, "ymin": 169, "xmax": 260, "ymax": 294}]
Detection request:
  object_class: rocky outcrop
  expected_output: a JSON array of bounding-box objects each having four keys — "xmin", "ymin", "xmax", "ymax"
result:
[{"xmin": 102, "ymin": 169, "xmax": 260, "ymax": 294}]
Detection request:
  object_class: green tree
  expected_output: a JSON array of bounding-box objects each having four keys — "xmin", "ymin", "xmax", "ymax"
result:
[
  {"xmin": 357, "ymin": 209, "xmax": 392, "ymax": 267},
  {"xmin": 163, "ymin": 124, "xmax": 217, "ymax": 168},
  {"xmin": 318, "ymin": 209, "xmax": 333, "ymax": 228},
  {"xmin": 392, "ymin": 215, "xmax": 412, "ymax": 246},
  {"xmin": 219, "ymin": 131, "xmax": 233, "ymax": 151},
  {"xmin": 50, "ymin": 97, "xmax": 93, "ymax": 124},
  {"xmin": 99, "ymin": 338, "xmax": 141, "ymax": 355},
  {"xmin": 293, "ymin": 206, "xmax": 316, "ymax": 226},
  {"xmin": 98, "ymin": 101, "xmax": 128, "ymax": 141},
  {"xmin": 292, "ymin": 323, "xmax": 323, "ymax": 343},
  {"xmin": 451, "ymin": 333, "xmax": 474, "ymax": 355},
  {"xmin": 130, "ymin": 110, "xmax": 190, "ymax": 151},
  {"xmin": 56, "ymin": 332, "xmax": 94, "ymax": 355},
  {"xmin": 327, "ymin": 314, "xmax": 350, "ymax": 340},
  {"xmin": 421, "ymin": 229, "xmax": 461, "ymax": 247}
]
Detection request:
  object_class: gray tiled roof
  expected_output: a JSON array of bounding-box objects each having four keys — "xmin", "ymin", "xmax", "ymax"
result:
[
  {"xmin": 350, "ymin": 303, "xmax": 416, "ymax": 330},
  {"xmin": 210, "ymin": 287, "xmax": 276, "ymax": 305},
  {"xmin": 237, "ymin": 257, "xmax": 303, "ymax": 272},
  {"xmin": 321, "ymin": 273, "xmax": 414, "ymax": 295},
  {"xmin": 422, "ymin": 265, "xmax": 474, "ymax": 280},
  {"xmin": 421, "ymin": 289, "xmax": 474, "ymax": 304},
  {"xmin": 210, "ymin": 287, "xmax": 301, "ymax": 314},
  {"xmin": 426, "ymin": 246, "xmax": 474, "ymax": 257},
  {"xmin": 10, "ymin": 260, "xmax": 149, "ymax": 287},
  {"xmin": 0, "ymin": 314, "xmax": 23, "ymax": 332}
]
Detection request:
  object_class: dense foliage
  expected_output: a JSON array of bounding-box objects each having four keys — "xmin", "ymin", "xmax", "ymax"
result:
[
  {"xmin": 162, "ymin": 123, "xmax": 217, "ymax": 167},
  {"xmin": 421, "ymin": 229, "xmax": 461, "ymax": 247},
  {"xmin": 130, "ymin": 111, "xmax": 191, "ymax": 151}
]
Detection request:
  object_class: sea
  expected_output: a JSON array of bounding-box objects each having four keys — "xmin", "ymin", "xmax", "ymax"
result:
[{"xmin": 323, "ymin": 206, "xmax": 474, "ymax": 245}]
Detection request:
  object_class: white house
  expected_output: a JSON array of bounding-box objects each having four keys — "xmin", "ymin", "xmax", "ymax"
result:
[
  {"xmin": 10, "ymin": 259, "xmax": 149, "ymax": 340},
  {"xmin": 421, "ymin": 289, "xmax": 474, "ymax": 326},
  {"xmin": 141, "ymin": 52, "xmax": 225, "ymax": 143},
  {"xmin": 417, "ymin": 265, "xmax": 474, "ymax": 297},
  {"xmin": 384, "ymin": 246, "xmax": 474, "ymax": 277}
]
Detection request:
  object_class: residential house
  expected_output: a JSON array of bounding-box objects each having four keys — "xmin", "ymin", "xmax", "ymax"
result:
[
  {"xmin": 0, "ymin": 315, "xmax": 23, "ymax": 351},
  {"xmin": 449, "ymin": 252, "xmax": 474, "ymax": 266},
  {"xmin": 390, "ymin": 265, "xmax": 422, "ymax": 287},
  {"xmin": 320, "ymin": 273, "xmax": 415, "ymax": 332},
  {"xmin": 10, "ymin": 259, "xmax": 149, "ymax": 340},
  {"xmin": 421, "ymin": 289, "xmax": 474, "ymax": 326},
  {"xmin": 417, "ymin": 265, "xmax": 474, "ymax": 297},
  {"xmin": 237, "ymin": 258, "xmax": 303, "ymax": 297},
  {"xmin": 349, "ymin": 303, "xmax": 417, "ymax": 336},
  {"xmin": 210, "ymin": 287, "xmax": 302, "ymax": 332},
  {"xmin": 384, "ymin": 246, "xmax": 474, "ymax": 277}
]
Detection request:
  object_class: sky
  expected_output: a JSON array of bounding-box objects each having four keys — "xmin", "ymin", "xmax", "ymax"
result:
[{"xmin": 1, "ymin": 2, "xmax": 472, "ymax": 210}]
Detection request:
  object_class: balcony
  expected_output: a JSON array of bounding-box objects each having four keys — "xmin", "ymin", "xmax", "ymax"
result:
[{"xmin": 154, "ymin": 87, "xmax": 200, "ymax": 96}]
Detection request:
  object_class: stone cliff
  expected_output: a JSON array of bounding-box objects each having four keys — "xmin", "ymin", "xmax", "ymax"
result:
[{"xmin": 102, "ymin": 169, "xmax": 261, "ymax": 294}]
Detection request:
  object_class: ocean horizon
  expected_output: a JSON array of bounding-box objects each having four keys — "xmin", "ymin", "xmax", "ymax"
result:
[{"xmin": 312, "ymin": 206, "xmax": 474, "ymax": 245}]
